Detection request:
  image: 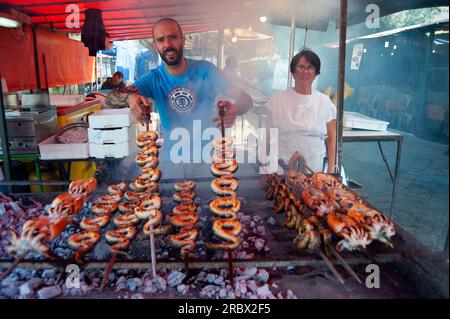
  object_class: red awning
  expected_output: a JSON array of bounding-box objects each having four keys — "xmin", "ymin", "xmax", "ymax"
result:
[
  {"xmin": 0, "ymin": 24, "xmax": 94, "ymax": 92},
  {"xmin": 4, "ymin": 0, "xmax": 448, "ymax": 41}
]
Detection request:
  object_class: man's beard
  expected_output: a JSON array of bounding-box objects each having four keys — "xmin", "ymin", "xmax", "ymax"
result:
[{"xmin": 159, "ymin": 46, "xmax": 184, "ymax": 66}]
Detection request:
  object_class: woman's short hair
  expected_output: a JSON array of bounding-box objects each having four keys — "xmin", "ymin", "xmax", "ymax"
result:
[{"xmin": 290, "ymin": 49, "xmax": 321, "ymax": 75}]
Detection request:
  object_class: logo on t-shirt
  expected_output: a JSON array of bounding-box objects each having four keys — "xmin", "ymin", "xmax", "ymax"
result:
[{"xmin": 168, "ymin": 86, "xmax": 197, "ymax": 114}]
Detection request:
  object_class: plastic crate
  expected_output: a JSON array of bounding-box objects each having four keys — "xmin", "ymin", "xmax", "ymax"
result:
[{"xmin": 38, "ymin": 135, "xmax": 89, "ymax": 159}]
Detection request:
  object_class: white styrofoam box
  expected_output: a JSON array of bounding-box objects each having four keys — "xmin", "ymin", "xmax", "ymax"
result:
[
  {"xmin": 88, "ymin": 126, "xmax": 132, "ymax": 144},
  {"xmin": 88, "ymin": 108, "xmax": 132, "ymax": 129},
  {"xmin": 343, "ymin": 111, "xmax": 389, "ymax": 131},
  {"xmin": 89, "ymin": 141, "xmax": 131, "ymax": 158},
  {"xmin": 39, "ymin": 135, "xmax": 89, "ymax": 159},
  {"xmin": 50, "ymin": 94, "xmax": 85, "ymax": 106}
]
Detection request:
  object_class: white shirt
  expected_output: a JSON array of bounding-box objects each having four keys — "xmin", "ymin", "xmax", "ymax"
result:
[{"xmin": 264, "ymin": 88, "xmax": 336, "ymax": 173}]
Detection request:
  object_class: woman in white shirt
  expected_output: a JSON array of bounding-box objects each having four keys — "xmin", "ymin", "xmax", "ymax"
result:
[{"xmin": 265, "ymin": 49, "xmax": 336, "ymax": 173}]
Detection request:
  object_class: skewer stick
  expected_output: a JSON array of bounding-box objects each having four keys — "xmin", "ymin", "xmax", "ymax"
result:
[
  {"xmin": 381, "ymin": 239, "xmax": 431, "ymax": 275},
  {"xmin": 360, "ymin": 249, "xmax": 399, "ymax": 286},
  {"xmin": 100, "ymin": 253, "xmax": 117, "ymax": 291},
  {"xmin": 327, "ymin": 244, "xmax": 362, "ymax": 284},
  {"xmin": 0, "ymin": 249, "xmax": 31, "ymax": 283},
  {"xmin": 218, "ymin": 105, "xmax": 227, "ymax": 162},
  {"xmin": 218, "ymin": 104, "xmax": 234, "ymax": 286},
  {"xmin": 143, "ymin": 107, "xmax": 158, "ymax": 279},
  {"xmin": 227, "ymin": 250, "xmax": 234, "ymax": 286},
  {"xmin": 149, "ymin": 225, "xmax": 157, "ymax": 278},
  {"xmin": 317, "ymin": 250, "xmax": 345, "ymax": 285},
  {"xmin": 184, "ymin": 254, "xmax": 189, "ymax": 275}
]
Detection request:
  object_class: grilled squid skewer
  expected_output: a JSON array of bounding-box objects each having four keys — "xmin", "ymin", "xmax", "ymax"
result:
[{"xmin": 207, "ymin": 219, "xmax": 242, "ymax": 250}]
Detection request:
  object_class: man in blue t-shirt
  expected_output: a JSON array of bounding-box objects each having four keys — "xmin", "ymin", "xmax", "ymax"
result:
[{"xmin": 126, "ymin": 18, "xmax": 253, "ymax": 163}]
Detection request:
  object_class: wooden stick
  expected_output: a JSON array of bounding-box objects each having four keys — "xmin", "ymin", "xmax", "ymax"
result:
[
  {"xmin": 100, "ymin": 253, "xmax": 117, "ymax": 291},
  {"xmin": 361, "ymin": 249, "xmax": 399, "ymax": 287},
  {"xmin": 149, "ymin": 225, "xmax": 157, "ymax": 278},
  {"xmin": 227, "ymin": 250, "xmax": 234, "ymax": 286},
  {"xmin": 317, "ymin": 250, "xmax": 345, "ymax": 285},
  {"xmin": 0, "ymin": 250, "xmax": 31, "ymax": 284},
  {"xmin": 184, "ymin": 254, "xmax": 189, "ymax": 275},
  {"xmin": 327, "ymin": 245, "xmax": 362, "ymax": 284}
]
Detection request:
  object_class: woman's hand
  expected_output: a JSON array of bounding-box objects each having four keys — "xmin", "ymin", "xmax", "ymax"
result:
[{"xmin": 212, "ymin": 100, "xmax": 238, "ymax": 128}]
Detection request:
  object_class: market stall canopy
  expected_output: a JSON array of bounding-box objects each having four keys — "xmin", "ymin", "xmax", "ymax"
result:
[{"xmin": 1, "ymin": 0, "xmax": 448, "ymax": 41}]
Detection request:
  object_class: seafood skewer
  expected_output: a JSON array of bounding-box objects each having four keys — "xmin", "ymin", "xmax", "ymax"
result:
[{"xmin": 207, "ymin": 104, "xmax": 241, "ymax": 286}]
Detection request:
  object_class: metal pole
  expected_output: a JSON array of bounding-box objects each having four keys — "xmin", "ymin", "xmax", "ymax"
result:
[
  {"xmin": 287, "ymin": 11, "xmax": 296, "ymax": 89},
  {"xmin": 31, "ymin": 25, "xmax": 42, "ymax": 90},
  {"xmin": 335, "ymin": 0, "xmax": 348, "ymax": 175},
  {"xmin": 0, "ymin": 74, "xmax": 12, "ymax": 191},
  {"xmin": 217, "ymin": 29, "xmax": 225, "ymax": 69},
  {"xmin": 99, "ymin": 51, "xmax": 103, "ymax": 87}
]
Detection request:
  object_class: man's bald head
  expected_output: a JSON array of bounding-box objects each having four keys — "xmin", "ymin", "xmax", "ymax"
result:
[{"xmin": 152, "ymin": 18, "xmax": 183, "ymax": 40}]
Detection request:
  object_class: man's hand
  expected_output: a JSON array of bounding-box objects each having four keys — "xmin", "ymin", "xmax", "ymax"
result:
[
  {"xmin": 129, "ymin": 93, "xmax": 150, "ymax": 125},
  {"xmin": 287, "ymin": 151, "xmax": 307, "ymax": 172},
  {"xmin": 212, "ymin": 100, "xmax": 238, "ymax": 128}
]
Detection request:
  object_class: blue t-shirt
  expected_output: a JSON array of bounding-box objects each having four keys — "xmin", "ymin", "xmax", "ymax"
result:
[{"xmin": 133, "ymin": 59, "xmax": 229, "ymax": 161}]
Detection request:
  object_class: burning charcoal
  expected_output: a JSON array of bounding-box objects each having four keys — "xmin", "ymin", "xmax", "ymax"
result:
[
  {"xmin": 240, "ymin": 215, "xmax": 252, "ymax": 225},
  {"xmin": 253, "ymin": 215, "xmax": 262, "ymax": 223},
  {"xmin": 218, "ymin": 288, "xmax": 228, "ymax": 299},
  {"xmin": 256, "ymin": 284, "xmax": 273, "ymax": 299},
  {"xmin": 196, "ymin": 271, "xmax": 207, "ymax": 282},
  {"xmin": 1, "ymin": 286, "xmax": 19, "ymax": 298},
  {"xmin": 131, "ymin": 293, "xmax": 145, "ymax": 299},
  {"xmin": 220, "ymin": 269, "xmax": 228, "ymax": 279},
  {"xmin": 1, "ymin": 274, "xmax": 19, "ymax": 286},
  {"xmin": 37, "ymin": 285, "xmax": 62, "ymax": 299},
  {"xmin": 266, "ymin": 217, "xmax": 276, "ymax": 226},
  {"xmin": 239, "ymin": 267, "xmax": 257, "ymax": 279},
  {"xmin": 176, "ymin": 284, "xmax": 188, "ymax": 294},
  {"xmin": 256, "ymin": 269, "xmax": 270, "ymax": 283},
  {"xmin": 41, "ymin": 269, "xmax": 56, "ymax": 279},
  {"xmin": 256, "ymin": 225, "xmax": 266, "ymax": 235},
  {"xmin": 19, "ymin": 283, "xmax": 33, "ymax": 299},
  {"xmin": 234, "ymin": 280, "xmax": 247, "ymax": 296},
  {"xmin": 254, "ymin": 238, "xmax": 265, "ymax": 251},
  {"xmin": 200, "ymin": 285, "xmax": 217, "ymax": 299},
  {"xmin": 25, "ymin": 278, "xmax": 44, "ymax": 290},
  {"xmin": 151, "ymin": 275, "xmax": 167, "ymax": 292},
  {"xmin": 213, "ymin": 274, "xmax": 225, "ymax": 286},
  {"xmin": 286, "ymin": 290, "xmax": 298, "ymax": 299},
  {"xmin": 142, "ymin": 279, "xmax": 157, "ymax": 294},
  {"xmin": 115, "ymin": 276, "xmax": 127, "ymax": 291},
  {"xmin": 12, "ymin": 268, "xmax": 29, "ymax": 279},
  {"xmin": 167, "ymin": 271, "xmax": 186, "ymax": 288},
  {"xmin": 246, "ymin": 280, "xmax": 258, "ymax": 293},
  {"xmin": 126, "ymin": 278, "xmax": 142, "ymax": 291}
]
